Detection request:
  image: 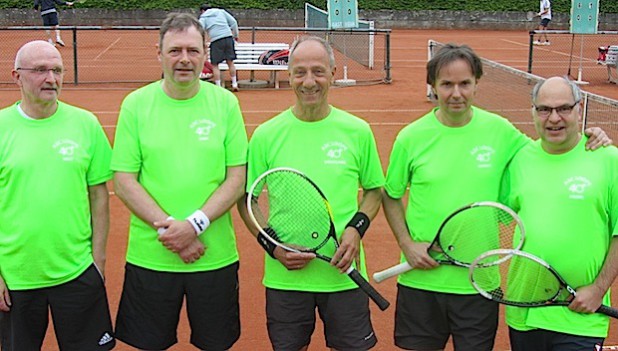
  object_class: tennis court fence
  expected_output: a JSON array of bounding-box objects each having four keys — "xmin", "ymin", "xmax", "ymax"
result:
[
  {"xmin": 429, "ymin": 40, "xmax": 618, "ymax": 144},
  {"xmin": 0, "ymin": 26, "xmax": 391, "ymax": 86},
  {"xmin": 527, "ymin": 30, "xmax": 618, "ymax": 85}
]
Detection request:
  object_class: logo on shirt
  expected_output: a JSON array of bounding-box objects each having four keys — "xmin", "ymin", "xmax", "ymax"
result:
[
  {"xmin": 470, "ymin": 145, "xmax": 495, "ymax": 168},
  {"xmin": 564, "ymin": 176, "xmax": 591, "ymax": 199},
  {"xmin": 190, "ymin": 119, "xmax": 216, "ymax": 141},
  {"xmin": 53, "ymin": 139, "xmax": 79, "ymax": 161},
  {"xmin": 322, "ymin": 141, "xmax": 348, "ymax": 165},
  {"xmin": 98, "ymin": 332, "xmax": 114, "ymax": 346}
]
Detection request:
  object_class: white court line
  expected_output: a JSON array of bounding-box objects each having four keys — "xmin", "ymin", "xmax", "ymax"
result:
[{"xmin": 94, "ymin": 37, "xmax": 122, "ymax": 61}]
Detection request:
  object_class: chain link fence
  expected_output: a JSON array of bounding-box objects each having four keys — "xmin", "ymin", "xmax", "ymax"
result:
[
  {"xmin": 527, "ymin": 30, "xmax": 618, "ymax": 85},
  {"xmin": 0, "ymin": 26, "xmax": 391, "ymax": 87}
]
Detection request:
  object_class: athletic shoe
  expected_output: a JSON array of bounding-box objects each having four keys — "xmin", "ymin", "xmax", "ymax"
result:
[
  {"xmin": 533, "ymin": 40, "xmax": 542, "ymax": 45},
  {"xmin": 543, "ymin": 41, "xmax": 551, "ymax": 46},
  {"xmin": 47, "ymin": 38, "xmax": 54, "ymax": 45},
  {"xmin": 56, "ymin": 39, "xmax": 65, "ymax": 47},
  {"xmin": 232, "ymin": 84, "xmax": 239, "ymax": 92}
]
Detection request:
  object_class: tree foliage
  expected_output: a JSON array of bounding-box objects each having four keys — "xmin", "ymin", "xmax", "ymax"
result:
[{"xmin": 2, "ymin": 0, "xmax": 616, "ymax": 13}]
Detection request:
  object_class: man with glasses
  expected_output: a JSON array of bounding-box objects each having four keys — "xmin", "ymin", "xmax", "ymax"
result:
[
  {"xmin": 0, "ymin": 40, "xmax": 115, "ymax": 350},
  {"xmin": 501, "ymin": 76, "xmax": 618, "ymax": 351}
]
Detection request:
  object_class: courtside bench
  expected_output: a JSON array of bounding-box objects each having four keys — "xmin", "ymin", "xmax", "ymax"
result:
[{"xmin": 219, "ymin": 42, "xmax": 289, "ymax": 89}]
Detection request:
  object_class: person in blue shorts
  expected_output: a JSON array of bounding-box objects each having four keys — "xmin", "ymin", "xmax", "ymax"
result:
[
  {"xmin": 0, "ymin": 40, "xmax": 115, "ymax": 351},
  {"xmin": 199, "ymin": 3, "xmax": 240, "ymax": 91},
  {"xmin": 34, "ymin": 0, "xmax": 73, "ymax": 47}
]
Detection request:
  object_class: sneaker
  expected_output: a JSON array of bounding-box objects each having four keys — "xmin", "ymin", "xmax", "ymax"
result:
[
  {"xmin": 56, "ymin": 39, "xmax": 65, "ymax": 47},
  {"xmin": 47, "ymin": 38, "xmax": 54, "ymax": 45},
  {"xmin": 533, "ymin": 40, "xmax": 542, "ymax": 45},
  {"xmin": 543, "ymin": 41, "xmax": 551, "ymax": 46},
  {"xmin": 232, "ymin": 84, "xmax": 239, "ymax": 92}
]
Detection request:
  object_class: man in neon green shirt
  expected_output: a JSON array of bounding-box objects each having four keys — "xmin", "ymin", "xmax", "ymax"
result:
[
  {"xmin": 111, "ymin": 13, "xmax": 247, "ymax": 350},
  {"xmin": 383, "ymin": 44, "xmax": 611, "ymax": 351},
  {"xmin": 0, "ymin": 40, "xmax": 114, "ymax": 350},
  {"xmin": 502, "ymin": 76, "xmax": 618, "ymax": 351},
  {"xmin": 239, "ymin": 36, "xmax": 384, "ymax": 351}
]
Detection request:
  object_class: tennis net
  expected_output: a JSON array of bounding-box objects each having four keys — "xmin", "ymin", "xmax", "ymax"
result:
[
  {"xmin": 428, "ymin": 40, "xmax": 618, "ymax": 144},
  {"xmin": 305, "ymin": 3, "xmax": 374, "ymax": 69}
]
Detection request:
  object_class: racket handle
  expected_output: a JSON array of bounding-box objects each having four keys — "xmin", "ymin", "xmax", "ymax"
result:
[
  {"xmin": 372, "ymin": 262, "xmax": 413, "ymax": 283},
  {"xmin": 597, "ymin": 305, "xmax": 618, "ymax": 319},
  {"xmin": 347, "ymin": 267, "xmax": 391, "ymax": 311}
]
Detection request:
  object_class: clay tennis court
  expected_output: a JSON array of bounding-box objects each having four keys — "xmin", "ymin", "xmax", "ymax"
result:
[{"xmin": 1, "ymin": 28, "xmax": 617, "ymax": 350}]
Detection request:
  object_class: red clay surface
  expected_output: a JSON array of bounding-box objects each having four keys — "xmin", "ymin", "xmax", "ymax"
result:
[{"xmin": 1, "ymin": 29, "xmax": 617, "ymax": 351}]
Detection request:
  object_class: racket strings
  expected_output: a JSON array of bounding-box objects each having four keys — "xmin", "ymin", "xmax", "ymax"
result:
[
  {"xmin": 436, "ymin": 206, "xmax": 521, "ymax": 265},
  {"xmin": 253, "ymin": 171, "xmax": 332, "ymax": 250},
  {"xmin": 471, "ymin": 252, "xmax": 563, "ymax": 306}
]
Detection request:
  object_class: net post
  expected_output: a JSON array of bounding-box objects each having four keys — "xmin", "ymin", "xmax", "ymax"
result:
[
  {"xmin": 384, "ymin": 31, "xmax": 391, "ymax": 83},
  {"xmin": 527, "ymin": 31, "xmax": 534, "ymax": 74},
  {"xmin": 72, "ymin": 27, "xmax": 78, "ymax": 85}
]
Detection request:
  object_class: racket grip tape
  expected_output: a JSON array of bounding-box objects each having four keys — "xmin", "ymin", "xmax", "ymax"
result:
[
  {"xmin": 597, "ymin": 305, "xmax": 618, "ymax": 319},
  {"xmin": 372, "ymin": 262, "xmax": 413, "ymax": 283},
  {"xmin": 347, "ymin": 267, "xmax": 390, "ymax": 311}
]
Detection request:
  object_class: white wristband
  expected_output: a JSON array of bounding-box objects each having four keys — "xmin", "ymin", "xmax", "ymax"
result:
[
  {"xmin": 157, "ymin": 216, "xmax": 174, "ymax": 235},
  {"xmin": 186, "ymin": 210, "xmax": 210, "ymax": 236}
]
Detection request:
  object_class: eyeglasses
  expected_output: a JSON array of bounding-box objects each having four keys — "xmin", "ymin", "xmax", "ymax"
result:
[
  {"xmin": 16, "ymin": 67, "xmax": 64, "ymax": 76},
  {"xmin": 533, "ymin": 102, "xmax": 579, "ymax": 118}
]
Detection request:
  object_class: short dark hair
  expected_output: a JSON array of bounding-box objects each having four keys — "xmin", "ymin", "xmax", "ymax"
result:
[
  {"xmin": 199, "ymin": 4, "xmax": 212, "ymax": 12},
  {"xmin": 426, "ymin": 43, "xmax": 483, "ymax": 86},
  {"xmin": 159, "ymin": 12, "xmax": 206, "ymax": 49}
]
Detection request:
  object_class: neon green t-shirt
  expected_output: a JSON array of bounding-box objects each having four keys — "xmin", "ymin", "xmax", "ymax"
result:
[
  {"xmin": 246, "ymin": 107, "xmax": 384, "ymax": 292},
  {"xmin": 111, "ymin": 81, "xmax": 248, "ymax": 272},
  {"xmin": 0, "ymin": 101, "xmax": 112, "ymax": 290},
  {"xmin": 503, "ymin": 138, "xmax": 618, "ymax": 337},
  {"xmin": 385, "ymin": 106, "xmax": 530, "ymax": 294}
]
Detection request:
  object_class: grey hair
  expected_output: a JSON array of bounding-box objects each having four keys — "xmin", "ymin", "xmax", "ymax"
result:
[
  {"xmin": 531, "ymin": 76, "xmax": 583, "ymax": 104},
  {"xmin": 289, "ymin": 36, "xmax": 336, "ymax": 69}
]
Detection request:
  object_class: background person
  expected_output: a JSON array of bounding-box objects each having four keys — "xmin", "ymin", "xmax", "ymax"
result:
[
  {"xmin": 239, "ymin": 36, "xmax": 384, "ymax": 351},
  {"xmin": 199, "ymin": 3, "xmax": 240, "ymax": 91},
  {"xmin": 111, "ymin": 12, "xmax": 247, "ymax": 350},
  {"xmin": 34, "ymin": 0, "xmax": 73, "ymax": 47},
  {"xmin": 502, "ymin": 76, "xmax": 618, "ymax": 351},
  {"xmin": 0, "ymin": 40, "xmax": 114, "ymax": 350},
  {"xmin": 533, "ymin": 0, "xmax": 552, "ymax": 45}
]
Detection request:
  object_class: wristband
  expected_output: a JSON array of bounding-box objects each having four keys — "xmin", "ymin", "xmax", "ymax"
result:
[
  {"xmin": 186, "ymin": 210, "xmax": 210, "ymax": 236},
  {"xmin": 346, "ymin": 212, "xmax": 370, "ymax": 238},
  {"xmin": 257, "ymin": 228, "xmax": 278, "ymax": 258},
  {"xmin": 157, "ymin": 216, "xmax": 174, "ymax": 235}
]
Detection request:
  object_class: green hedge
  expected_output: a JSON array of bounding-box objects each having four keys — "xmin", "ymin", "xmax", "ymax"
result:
[{"xmin": 2, "ymin": 0, "xmax": 616, "ymax": 13}]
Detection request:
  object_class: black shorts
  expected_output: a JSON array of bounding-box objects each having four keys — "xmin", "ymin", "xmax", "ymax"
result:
[
  {"xmin": 42, "ymin": 12, "xmax": 59, "ymax": 26},
  {"xmin": 1, "ymin": 264, "xmax": 115, "ymax": 350},
  {"xmin": 115, "ymin": 262, "xmax": 240, "ymax": 350},
  {"xmin": 210, "ymin": 36, "xmax": 237, "ymax": 64},
  {"xmin": 509, "ymin": 327, "xmax": 605, "ymax": 351},
  {"xmin": 395, "ymin": 285, "xmax": 498, "ymax": 351},
  {"xmin": 266, "ymin": 288, "xmax": 377, "ymax": 351},
  {"xmin": 540, "ymin": 18, "xmax": 551, "ymax": 27}
]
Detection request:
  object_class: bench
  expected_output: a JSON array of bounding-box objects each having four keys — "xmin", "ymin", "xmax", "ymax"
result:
[{"xmin": 218, "ymin": 42, "xmax": 289, "ymax": 89}]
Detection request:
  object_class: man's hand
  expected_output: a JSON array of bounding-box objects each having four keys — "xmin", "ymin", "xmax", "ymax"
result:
[
  {"xmin": 156, "ymin": 218, "xmax": 198, "ymax": 252},
  {"xmin": 569, "ymin": 284, "xmax": 605, "ymax": 314},
  {"xmin": 584, "ymin": 126, "xmax": 613, "ymax": 150},
  {"xmin": 178, "ymin": 238, "xmax": 206, "ymax": 264},
  {"xmin": 402, "ymin": 241, "xmax": 439, "ymax": 270},
  {"xmin": 0, "ymin": 275, "xmax": 11, "ymax": 312},
  {"xmin": 331, "ymin": 227, "xmax": 361, "ymax": 273},
  {"xmin": 274, "ymin": 247, "xmax": 315, "ymax": 270}
]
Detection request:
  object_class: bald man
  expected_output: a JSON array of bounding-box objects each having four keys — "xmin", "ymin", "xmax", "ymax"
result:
[
  {"xmin": 0, "ymin": 40, "xmax": 115, "ymax": 350},
  {"xmin": 502, "ymin": 76, "xmax": 618, "ymax": 351}
]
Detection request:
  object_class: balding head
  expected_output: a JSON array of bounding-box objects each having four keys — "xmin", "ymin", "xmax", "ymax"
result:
[{"xmin": 14, "ymin": 40, "xmax": 62, "ymax": 71}]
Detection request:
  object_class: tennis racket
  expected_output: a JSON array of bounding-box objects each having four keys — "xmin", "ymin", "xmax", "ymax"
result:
[
  {"xmin": 247, "ymin": 167, "xmax": 390, "ymax": 311},
  {"xmin": 373, "ymin": 201, "xmax": 524, "ymax": 283},
  {"xmin": 526, "ymin": 11, "xmax": 537, "ymax": 21},
  {"xmin": 469, "ymin": 249, "xmax": 618, "ymax": 319}
]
